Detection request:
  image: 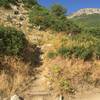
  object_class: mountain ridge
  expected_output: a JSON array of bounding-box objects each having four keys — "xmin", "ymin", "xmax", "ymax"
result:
[{"xmin": 69, "ymin": 8, "xmax": 100, "ymax": 18}]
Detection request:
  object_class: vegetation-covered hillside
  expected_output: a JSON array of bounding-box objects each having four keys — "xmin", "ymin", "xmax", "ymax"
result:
[
  {"xmin": 0, "ymin": 0, "xmax": 100, "ymax": 99},
  {"xmin": 71, "ymin": 14, "xmax": 100, "ymax": 28}
]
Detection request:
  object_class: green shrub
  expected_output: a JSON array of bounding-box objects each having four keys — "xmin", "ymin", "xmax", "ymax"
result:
[
  {"xmin": 0, "ymin": 0, "xmax": 10, "ymax": 8},
  {"xmin": 57, "ymin": 46, "xmax": 93, "ymax": 60},
  {"xmin": 83, "ymin": 27, "xmax": 100, "ymax": 38},
  {"xmin": 0, "ymin": 26, "xmax": 27, "ymax": 55},
  {"xmin": 47, "ymin": 51, "xmax": 57, "ymax": 59},
  {"xmin": 50, "ymin": 17, "xmax": 80, "ymax": 33},
  {"xmin": 95, "ymin": 44, "xmax": 100, "ymax": 59},
  {"xmin": 50, "ymin": 4, "xmax": 66, "ymax": 17},
  {"xmin": 29, "ymin": 5, "xmax": 50, "ymax": 30},
  {"xmin": 68, "ymin": 21, "xmax": 81, "ymax": 34},
  {"xmin": 52, "ymin": 65, "xmax": 61, "ymax": 74},
  {"xmin": 72, "ymin": 46, "xmax": 93, "ymax": 60},
  {"xmin": 29, "ymin": 4, "xmax": 81, "ymax": 33},
  {"xmin": 23, "ymin": 0, "xmax": 38, "ymax": 8},
  {"xmin": 59, "ymin": 78, "xmax": 74, "ymax": 92},
  {"xmin": 58, "ymin": 46, "xmax": 72, "ymax": 58},
  {"xmin": 51, "ymin": 18, "xmax": 67, "ymax": 32}
]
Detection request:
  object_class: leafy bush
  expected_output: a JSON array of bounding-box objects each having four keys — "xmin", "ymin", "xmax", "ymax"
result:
[
  {"xmin": 58, "ymin": 46, "xmax": 72, "ymax": 58},
  {"xmin": 50, "ymin": 17, "xmax": 68, "ymax": 32},
  {"xmin": 23, "ymin": 0, "xmax": 38, "ymax": 8},
  {"xmin": 83, "ymin": 27, "xmax": 100, "ymax": 38},
  {"xmin": 57, "ymin": 46, "xmax": 93, "ymax": 60},
  {"xmin": 29, "ymin": 4, "xmax": 81, "ymax": 33},
  {"xmin": 49, "ymin": 25, "xmax": 99, "ymax": 61},
  {"xmin": 68, "ymin": 21, "xmax": 81, "ymax": 34},
  {"xmin": 60, "ymin": 78, "xmax": 75, "ymax": 93},
  {"xmin": 50, "ymin": 4, "xmax": 66, "ymax": 17},
  {"xmin": 50, "ymin": 4, "xmax": 81, "ymax": 33},
  {"xmin": 70, "ymin": 27, "xmax": 100, "ymax": 60},
  {"xmin": 0, "ymin": 26, "xmax": 27, "ymax": 55},
  {"xmin": 72, "ymin": 46, "xmax": 93, "ymax": 60},
  {"xmin": 95, "ymin": 43, "xmax": 100, "ymax": 59},
  {"xmin": 50, "ymin": 16, "xmax": 81, "ymax": 33},
  {"xmin": 51, "ymin": 17, "xmax": 67, "ymax": 32},
  {"xmin": 29, "ymin": 5, "xmax": 50, "ymax": 30}
]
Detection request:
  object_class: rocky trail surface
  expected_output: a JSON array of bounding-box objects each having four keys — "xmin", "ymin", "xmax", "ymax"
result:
[
  {"xmin": 74, "ymin": 92, "xmax": 100, "ymax": 100},
  {"xmin": 66, "ymin": 88, "xmax": 100, "ymax": 100}
]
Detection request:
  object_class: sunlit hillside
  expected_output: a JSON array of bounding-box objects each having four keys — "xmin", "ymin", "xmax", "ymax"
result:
[{"xmin": 0, "ymin": 0, "xmax": 100, "ymax": 100}]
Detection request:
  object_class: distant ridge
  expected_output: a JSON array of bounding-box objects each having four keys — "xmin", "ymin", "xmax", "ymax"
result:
[{"xmin": 68, "ymin": 8, "xmax": 100, "ymax": 18}]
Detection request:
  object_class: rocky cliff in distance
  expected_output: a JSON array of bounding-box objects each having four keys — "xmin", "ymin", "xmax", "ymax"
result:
[{"xmin": 68, "ymin": 8, "xmax": 100, "ymax": 18}]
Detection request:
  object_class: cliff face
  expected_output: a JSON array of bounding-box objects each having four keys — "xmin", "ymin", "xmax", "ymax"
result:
[{"xmin": 69, "ymin": 8, "xmax": 100, "ymax": 18}]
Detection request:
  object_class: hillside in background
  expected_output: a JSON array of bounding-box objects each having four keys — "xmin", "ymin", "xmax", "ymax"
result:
[
  {"xmin": 71, "ymin": 14, "xmax": 100, "ymax": 28},
  {"xmin": 69, "ymin": 8, "xmax": 100, "ymax": 18}
]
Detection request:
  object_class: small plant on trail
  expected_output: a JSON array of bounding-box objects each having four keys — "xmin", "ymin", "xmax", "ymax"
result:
[{"xmin": 47, "ymin": 51, "xmax": 57, "ymax": 59}]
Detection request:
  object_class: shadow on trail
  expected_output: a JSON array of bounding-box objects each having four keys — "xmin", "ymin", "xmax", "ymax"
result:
[{"xmin": 22, "ymin": 44, "xmax": 43, "ymax": 68}]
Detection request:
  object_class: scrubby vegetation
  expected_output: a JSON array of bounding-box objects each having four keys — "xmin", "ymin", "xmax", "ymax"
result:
[
  {"xmin": 0, "ymin": 26, "xmax": 42, "ymax": 96},
  {"xmin": 50, "ymin": 4, "xmax": 66, "ymax": 17},
  {"xmin": 0, "ymin": 26, "xmax": 42, "ymax": 65},
  {"xmin": 0, "ymin": 26, "xmax": 27, "ymax": 56},
  {"xmin": 29, "ymin": 4, "xmax": 81, "ymax": 33},
  {"xmin": 58, "ymin": 46, "xmax": 93, "ymax": 60},
  {"xmin": 29, "ymin": 5, "xmax": 50, "ymax": 30},
  {"xmin": 23, "ymin": 0, "xmax": 38, "ymax": 8},
  {"xmin": 48, "ymin": 31, "xmax": 100, "ymax": 60},
  {"xmin": 72, "ymin": 14, "xmax": 100, "ymax": 28},
  {"xmin": 47, "ymin": 22, "xmax": 100, "ymax": 93}
]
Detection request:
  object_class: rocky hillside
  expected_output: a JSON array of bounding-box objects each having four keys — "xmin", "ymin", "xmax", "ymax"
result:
[{"xmin": 69, "ymin": 8, "xmax": 100, "ymax": 18}]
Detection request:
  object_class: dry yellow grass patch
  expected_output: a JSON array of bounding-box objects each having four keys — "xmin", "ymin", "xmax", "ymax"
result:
[
  {"xmin": 0, "ymin": 56, "xmax": 32, "ymax": 96},
  {"xmin": 43, "ymin": 56, "xmax": 100, "ymax": 94}
]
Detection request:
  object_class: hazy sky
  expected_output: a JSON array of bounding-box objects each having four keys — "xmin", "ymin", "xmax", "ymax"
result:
[{"xmin": 38, "ymin": 0, "xmax": 100, "ymax": 14}]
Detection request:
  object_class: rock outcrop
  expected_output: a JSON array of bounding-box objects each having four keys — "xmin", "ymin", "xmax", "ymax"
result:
[{"xmin": 68, "ymin": 8, "xmax": 100, "ymax": 18}]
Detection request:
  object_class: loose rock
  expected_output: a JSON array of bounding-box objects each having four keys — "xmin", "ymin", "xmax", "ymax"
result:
[{"xmin": 10, "ymin": 95, "xmax": 24, "ymax": 100}]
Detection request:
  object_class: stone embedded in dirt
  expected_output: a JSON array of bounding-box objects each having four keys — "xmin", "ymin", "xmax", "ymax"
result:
[
  {"xmin": 10, "ymin": 95, "xmax": 24, "ymax": 100},
  {"xmin": 19, "ymin": 15, "xmax": 25, "ymax": 21},
  {"xmin": 18, "ymin": 22, "xmax": 23, "ymax": 28},
  {"xmin": 14, "ymin": 10, "xmax": 19, "ymax": 15}
]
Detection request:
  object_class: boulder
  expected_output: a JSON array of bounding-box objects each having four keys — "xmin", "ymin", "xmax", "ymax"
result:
[{"xmin": 10, "ymin": 95, "xmax": 24, "ymax": 100}]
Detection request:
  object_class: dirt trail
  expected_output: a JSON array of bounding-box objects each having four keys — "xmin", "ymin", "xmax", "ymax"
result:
[
  {"xmin": 74, "ymin": 93, "xmax": 100, "ymax": 100},
  {"xmin": 68, "ymin": 88, "xmax": 100, "ymax": 100}
]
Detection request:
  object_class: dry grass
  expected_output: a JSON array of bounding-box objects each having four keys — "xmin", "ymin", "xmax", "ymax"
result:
[
  {"xmin": 0, "ymin": 56, "xmax": 32, "ymax": 96},
  {"xmin": 43, "ymin": 57, "xmax": 100, "ymax": 94}
]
